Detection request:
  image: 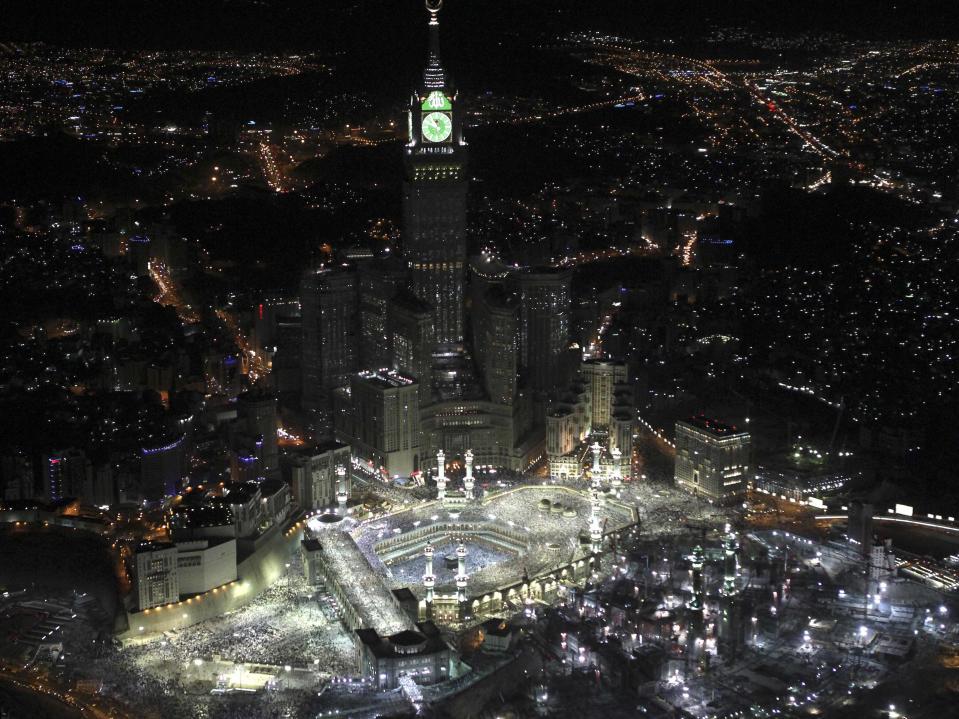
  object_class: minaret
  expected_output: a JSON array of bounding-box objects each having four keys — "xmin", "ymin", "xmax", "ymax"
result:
[
  {"xmin": 455, "ymin": 542, "xmax": 469, "ymax": 620},
  {"xmin": 435, "ymin": 449, "xmax": 447, "ymax": 500},
  {"xmin": 336, "ymin": 464, "xmax": 348, "ymax": 514},
  {"xmin": 463, "ymin": 449, "xmax": 475, "ymax": 500},
  {"xmin": 590, "ymin": 441, "xmax": 602, "ymax": 477},
  {"xmin": 686, "ymin": 545, "xmax": 706, "ymax": 669},
  {"xmin": 718, "ymin": 524, "xmax": 746, "ymax": 660},
  {"xmin": 423, "ymin": 542, "xmax": 435, "ymax": 618},
  {"xmin": 610, "ymin": 448, "xmax": 623, "ymax": 495},
  {"xmin": 721, "ymin": 524, "xmax": 739, "ymax": 597},
  {"xmin": 689, "ymin": 545, "xmax": 705, "ymax": 611},
  {"xmin": 589, "ymin": 484, "xmax": 603, "ymax": 555}
]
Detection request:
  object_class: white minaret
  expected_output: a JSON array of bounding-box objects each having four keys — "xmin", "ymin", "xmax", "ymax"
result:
[
  {"xmin": 336, "ymin": 464, "xmax": 348, "ymax": 514},
  {"xmin": 589, "ymin": 480, "xmax": 603, "ymax": 554},
  {"xmin": 590, "ymin": 441, "xmax": 602, "ymax": 477},
  {"xmin": 423, "ymin": 542, "xmax": 435, "ymax": 613},
  {"xmin": 436, "ymin": 449, "xmax": 447, "ymax": 500},
  {"xmin": 463, "ymin": 449, "xmax": 475, "ymax": 500},
  {"xmin": 455, "ymin": 542, "xmax": 469, "ymax": 618},
  {"xmin": 590, "ymin": 444, "xmax": 603, "ymax": 494},
  {"xmin": 610, "ymin": 448, "xmax": 623, "ymax": 494}
]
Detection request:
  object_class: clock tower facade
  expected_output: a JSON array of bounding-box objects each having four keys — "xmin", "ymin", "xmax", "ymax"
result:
[{"xmin": 402, "ymin": 0, "xmax": 468, "ymax": 349}]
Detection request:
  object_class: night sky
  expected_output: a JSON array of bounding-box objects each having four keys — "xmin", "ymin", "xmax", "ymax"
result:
[{"xmin": 3, "ymin": 0, "xmax": 959, "ymax": 52}]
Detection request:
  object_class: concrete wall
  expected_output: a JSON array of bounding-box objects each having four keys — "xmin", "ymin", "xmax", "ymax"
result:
[
  {"xmin": 118, "ymin": 517, "xmax": 307, "ymax": 638},
  {"xmin": 176, "ymin": 539, "xmax": 237, "ymax": 595}
]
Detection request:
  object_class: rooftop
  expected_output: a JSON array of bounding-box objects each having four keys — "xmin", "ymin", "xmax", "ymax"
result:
[
  {"xmin": 356, "ymin": 369, "xmax": 417, "ymax": 390},
  {"xmin": 681, "ymin": 415, "xmax": 748, "ymax": 438},
  {"xmin": 310, "ymin": 528, "xmax": 413, "ymax": 636}
]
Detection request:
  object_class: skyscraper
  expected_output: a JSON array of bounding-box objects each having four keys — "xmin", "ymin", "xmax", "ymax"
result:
[
  {"xmin": 350, "ymin": 369, "xmax": 421, "ymax": 478},
  {"xmin": 581, "ymin": 359, "xmax": 629, "ymax": 429},
  {"xmin": 403, "ymin": 0, "xmax": 468, "ymax": 349},
  {"xmin": 42, "ymin": 448, "xmax": 91, "ymax": 503},
  {"xmin": 357, "ymin": 257, "xmax": 409, "ymax": 370},
  {"xmin": 272, "ymin": 309, "xmax": 302, "ymax": 395},
  {"xmin": 389, "ymin": 290, "xmax": 435, "ymax": 405},
  {"xmin": 514, "ymin": 267, "xmax": 573, "ymax": 394},
  {"xmin": 300, "ymin": 267, "xmax": 358, "ymax": 437},
  {"xmin": 238, "ymin": 387, "xmax": 279, "ymax": 479},
  {"xmin": 473, "ymin": 285, "xmax": 518, "ymax": 406}
]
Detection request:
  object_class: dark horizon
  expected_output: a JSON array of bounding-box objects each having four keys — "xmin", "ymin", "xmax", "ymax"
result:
[{"xmin": 3, "ymin": 0, "xmax": 959, "ymax": 53}]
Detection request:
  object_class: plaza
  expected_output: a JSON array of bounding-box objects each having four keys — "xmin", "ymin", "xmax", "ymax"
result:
[{"xmin": 353, "ymin": 484, "xmax": 638, "ymax": 601}]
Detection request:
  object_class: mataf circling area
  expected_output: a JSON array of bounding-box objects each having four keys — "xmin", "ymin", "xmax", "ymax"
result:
[{"xmin": 352, "ymin": 485, "xmax": 637, "ymax": 597}]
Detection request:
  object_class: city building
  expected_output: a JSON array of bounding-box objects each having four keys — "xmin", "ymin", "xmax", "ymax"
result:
[
  {"xmin": 237, "ymin": 388, "xmax": 279, "ymax": 479},
  {"xmin": 168, "ymin": 498, "xmax": 236, "ymax": 542},
  {"xmin": 402, "ymin": 0, "xmax": 468, "ymax": 349},
  {"xmin": 358, "ymin": 257, "xmax": 409, "ymax": 370},
  {"xmin": 472, "ymin": 285, "xmax": 518, "ymax": 406},
  {"xmin": 300, "ymin": 266, "xmax": 358, "ymax": 437},
  {"xmin": 42, "ymin": 448, "xmax": 92, "ymax": 503},
  {"xmin": 478, "ymin": 618, "xmax": 520, "ymax": 653},
  {"xmin": 870, "ymin": 538, "xmax": 897, "ymax": 581},
  {"xmin": 581, "ymin": 359, "xmax": 628, "ymax": 430},
  {"xmin": 514, "ymin": 267, "xmax": 573, "ymax": 395},
  {"xmin": 0, "ymin": 452, "xmax": 35, "ymax": 501},
  {"xmin": 272, "ymin": 310, "xmax": 303, "ymax": 395},
  {"xmin": 546, "ymin": 361, "xmax": 632, "ymax": 481},
  {"xmin": 252, "ymin": 295, "xmax": 299, "ymax": 356},
  {"xmin": 349, "ymin": 370, "xmax": 421, "ymax": 479},
  {"xmin": 388, "ymin": 290, "xmax": 435, "ymax": 405},
  {"xmin": 419, "ymin": 398, "xmax": 539, "ymax": 472},
  {"xmin": 674, "ymin": 416, "xmax": 751, "ymax": 500},
  {"xmin": 356, "ymin": 621, "xmax": 455, "ymax": 690},
  {"xmin": 174, "ymin": 538, "xmax": 238, "ymax": 595},
  {"xmin": 847, "ymin": 501, "xmax": 875, "ymax": 555},
  {"xmin": 133, "ymin": 542, "xmax": 179, "ymax": 610},
  {"xmin": 282, "ymin": 442, "xmax": 352, "ymax": 510},
  {"xmin": 139, "ymin": 435, "xmax": 188, "ymax": 500},
  {"xmin": 259, "ymin": 478, "xmax": 292, "ymax": 530}
]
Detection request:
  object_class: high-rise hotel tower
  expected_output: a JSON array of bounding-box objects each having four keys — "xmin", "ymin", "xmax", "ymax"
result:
[{"xmin": 403, "ymin": 0, "xmax": 468, "ymax": 349}]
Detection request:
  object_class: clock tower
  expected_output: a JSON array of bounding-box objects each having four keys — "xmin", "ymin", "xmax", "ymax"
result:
[{"xmin": 403, "ymin": 0, "xmax": 468, "ymax": 349}]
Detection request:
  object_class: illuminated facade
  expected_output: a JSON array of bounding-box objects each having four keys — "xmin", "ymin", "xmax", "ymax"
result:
[
  {"xmin": 283, "ymin": 442, "xmax": 352, "ymax": 510},
  {"xmin": 388, "ymin": 290, "xmax": 435, "ymax": 406},
  {"xmin": 545, "ymin": 361, "xmax": 632, "ymax": 481},
  {"xmin": 403, "ymin": 0, "xmax": 468, "ymax": 348},
  {"xmin": 674, "ymin": 416, "xmax": 751, "ymax": 500},
  {"xmin": 134, "ymin": 542, "xmax": 179, "ymax": 611},
  {"xmin": 42, "ymin": 448, "xmax": 91, "ymax": 503},
  {"xmin": 350, "ymin": 369, "xmax": 421, "ymax": 478},
  {"xmin": 581, "ymin": 359, "xmax": 628, "ymax": 430},
  {"xmin": 472, "ymin": 285, "xmax": 518, "ymax": 405}
]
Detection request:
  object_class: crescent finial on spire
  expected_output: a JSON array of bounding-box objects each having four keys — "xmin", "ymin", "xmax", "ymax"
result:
[{"xmin": 423, "ymin": 0, "xmax": 446, "ymax": 88}]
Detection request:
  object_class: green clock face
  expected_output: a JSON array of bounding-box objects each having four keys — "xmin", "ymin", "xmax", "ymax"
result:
[{"xmin": 421, "ymin": 112, "xmax": 452, "ymax": 143}]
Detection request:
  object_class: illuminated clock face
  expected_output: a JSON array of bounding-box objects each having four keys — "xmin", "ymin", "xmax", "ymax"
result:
[{"xmin": 421, "ymin": 112, "xmax": 452, "ymax": 143}]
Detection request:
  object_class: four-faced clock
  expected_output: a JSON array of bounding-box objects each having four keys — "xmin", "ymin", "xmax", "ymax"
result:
[{"xmin": 421, "ymin": 111, "xmax": 452, "ymax": 143}]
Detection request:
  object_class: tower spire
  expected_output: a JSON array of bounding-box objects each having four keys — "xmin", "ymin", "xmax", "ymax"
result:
[{"xmin": 423, "ymin": 0, "xmax": 446, "ymax": 89}]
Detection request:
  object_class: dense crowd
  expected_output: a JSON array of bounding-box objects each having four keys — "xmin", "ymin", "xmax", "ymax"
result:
[{"xmin": 74, "ymin": 557, "xmax": 357, "ymax": 718}]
